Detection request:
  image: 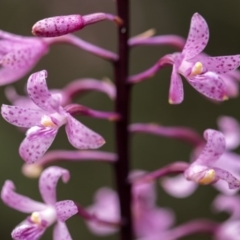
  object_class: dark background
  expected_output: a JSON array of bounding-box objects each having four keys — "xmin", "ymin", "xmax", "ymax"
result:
[{"xmin": 0, "ymin": 0, "xmax": 240, "ymax": 239}]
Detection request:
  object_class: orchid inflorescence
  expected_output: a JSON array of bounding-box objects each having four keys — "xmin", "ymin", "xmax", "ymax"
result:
[{"xmin": 1, "ymin": 2, "xmax": 240, "ymax": 240}]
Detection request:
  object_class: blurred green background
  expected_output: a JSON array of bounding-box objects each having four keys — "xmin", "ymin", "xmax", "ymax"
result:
[{"xmin": 1, "ymin": 0, "xmax": 240, "ymax": 239}]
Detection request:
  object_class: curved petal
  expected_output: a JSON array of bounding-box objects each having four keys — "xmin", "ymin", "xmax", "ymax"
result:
[
  {"xmin": 27, "ymin": 70, "xmax": 59, "ymax": 112},
  {"xmin": 1, "ymin": 104, "xmax": 42, "ymax": 128},
  {"xmin": 1, "ymin": 180, "xmax": 46, "ymax": 213},
  {"xmin": 217, "ymin": 116, "xmax": 240, "ymax": 150},
  {"xmin": 55, "ymin": 200, "xmax": 78, "ymax": 222},
  {"xmin": 182, "ymin": 13, "xmax": 209, "ymax": 60},
  {"xmin": 195, "ymin": 129, "xmax": 225, "ymax": 165},
  {"xmin": 12, "ymin": 220, "xmax": 46, "ymax": 240},
  {"xmin": 212, "ymin": 195, "xmax": 240, "ymax": 220},
  {"xmin": 161, "ymin": 175, "xmax": 198, "ymax": 198},
  {"xmin": 196, "ymin": 55, "xmax": 240, "ymax": 74},
  {"xmin": 65, "ymin": 114, "xmax": 105, "ymax": 149},
  {"xmin": 168, "ymin": 67, "xmax": 184, "ymax": 104},
  {"xmin": 53, "ymin": 221, "xmax": 72, "ymax": 240},
  {"xmin": 213, "ymin": 167, "xmax": 240, "ymax": 189},
  {"xmin": 187, "ymin": 72, "xmax": 227, "ymax": 101},
  {"xmin": 39, "ymin": 166, "xmax": 70, "ymax": 205},
  {"xmin": 19, "ymin": 126, "xmax": 58, "ymax": 163},
  {"xmin": 215, "ymin": 220, "xmax": 240, "ymax": 240}
]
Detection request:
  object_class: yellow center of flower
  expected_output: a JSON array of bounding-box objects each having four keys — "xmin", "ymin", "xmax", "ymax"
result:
[
  {"xmin": 198, "ymin": 169, "xmax": 216, "ymax": 185},
  {"xmin": 190, "ymin": 62, "xmax": 203, "ymax": 76},
  {"xmin": 41, "ymin": 116, "xmax": 57, "ymax": 128},
  {"xmin": 31, "ymin": 212, "xmax": 41, "ymax": 225}
]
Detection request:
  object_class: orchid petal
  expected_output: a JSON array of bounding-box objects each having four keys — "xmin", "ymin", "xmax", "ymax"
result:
[
  {"xmin": 161, "ymin": 175, "xmax": 198, "ymax": 198},
  {"xmin": 213, "ymin": 167, "xmax": 240, "ymax": 189},
  {"xmin": 65, "ymin": 114, "xmax": 105, "ymax": 149},
  {"xmin": 187, "ymin": 72, "xmax": 227, "ymax": 101},
  {"xmin": 1, "ymin": 104, "xmax": 42, "ymax": 128},
  {"xmin": 215, "ymin": 220, "xmax": 240, "ymax": 240},
  {"xmin": 39, "ymin": 166, "xmax": 70, "ymax": 205},
  {"xmin": 168, "ymin": 67, "xmax": 184, "ymax": 104},
  {"xmin": 27, "ymin": 70, "xmax": 59, "ymax": 112},
  {"xmin": 182, "ymin": 13, "xmax": 209, "ymax": 60},
  {"xmin": 217, "ymin": 116, "xmax": 240, "ymax": 150},
  {"xmin": 86, "ymin": 188, "xmax": 120, "ymax": 236},
  {"xmin": 1, "ymin": 180, "xmax": 46, "ymax": 213},
  {"xmin": 0, "ymin": 66, "xmax": 30, "ymax": 86},
  {"xmin": 53, "ymin": 221, "xmax": 72, "ymax": 240},
  {"xmin": 19, "ymin": 126, "xmax": 58, "ymax": 163},
  {"xmin": 0, "ymin": 44, "xmax": 43, "ymax": 70},
  {"xmin": 212, "ymin": 195, "xmax": 240, "ymax": 220},
  {"xmin": 11, "ymin": 220, "xmax": 46, "ymax": 240},
  {"xmin": 55, "ymin": 200, "xmax": 78, "ymax": 222},
  {"xmin": 195, "ymin": 55, "xmax": 240, "ymax": 74},
  {"xmin": 135, "ymin": 208, "xmax": 174, "ymax": 238},
  {"xmin": 221, "ymin": 74, "xmax": 239, "ymax": 98},
  {"xmin": 195, "ymin": 129, "xmax": 225, "ymax": 165}
]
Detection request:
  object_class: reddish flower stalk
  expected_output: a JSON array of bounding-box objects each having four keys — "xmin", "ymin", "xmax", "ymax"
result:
[
  {"xmin": 22, "ymin": 150, "xmax": 117, "ymax": 178},
  {"xmin": 129, "ymin": 123, "xmax": 204, "ymax": 147},
  {"xmin": 164, "ymin": 219, "xmax": 218, "ymax": 239},
  {"xmin": 64, "ymin": 104, "xmax": 120, "ymax": 121},
  {"xmin": 76, "ymin": 203, "xmax": 122, "ymax": 227},
  {"xmin": 44, "ymin": 34, "xmax": 118, "ymax": 61},
  {"xmin": 114, "ymin": 0, "xmax": 133, "ymax": 240},
  {"xmin": 131, "ymin": 162, "xmax": 189, "ymax": 184}
]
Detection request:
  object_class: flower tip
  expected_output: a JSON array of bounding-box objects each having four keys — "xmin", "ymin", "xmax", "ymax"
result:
[
  {"xmin": 108, "ymin": 114, "xmax": 120, "ymax": 121},
  {"xmin": 168, "ymin": 98, "xmax": 181, "ymax": 104},
  {"xmin": 223, "ymin": 95, "xmax": 229, "ymax": 101},
  {"xmin": 114, "ymin": 16, "xmax": 124, "ymax": 26},
  {"xmin": 22, "ymin": 164, "xmax": 43, "ymax": 178},
  {"xmin": 134, "ymin": 28, "xmax": 156, "ymax": 39}
]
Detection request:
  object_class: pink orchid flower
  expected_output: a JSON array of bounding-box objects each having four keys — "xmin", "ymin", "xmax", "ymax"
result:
[
  {"xmin": 1, "ymin": 70, "xmax": 105, "ymax": 163},
  {"xmin": 86, "ymin": 171, "xmax": 174, "ymax": 238},
  {"xmin": 1, "ymin": 166, "xmax": 78, "ymax": 240},
  {"xmin": 0, "ymin": 30, "xmax": 48, "ymax": 86},
  {"xmin": 167, "ymin": 13, "xmax": 240, "ymax": 104},
  {"xmin": 212, "ymin": 194, "xmax": 240, "ymax": 240}
]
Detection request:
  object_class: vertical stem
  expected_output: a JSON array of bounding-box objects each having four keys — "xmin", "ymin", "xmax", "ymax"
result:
[{"xmin": 114, "ymin": 0, "xmax": 133, "ymax": 240}]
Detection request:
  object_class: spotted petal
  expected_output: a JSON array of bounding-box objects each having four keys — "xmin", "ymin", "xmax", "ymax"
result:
[
  {"xmin": 1, "ymin": 104, "xmax": 43, "ymax": 128},
  {"xmin": 55, "ymin": 200, "xmax": 78, "ymax": 222},
  {"xmin": 195, "ymin": 129, "xmax": 225, "ymax": 166},
  {"xmin": 19, "ymin": 126, "xmax": 58, "ymax": 163},
  {"xmin": 53, "ymin": 221, "xmax": 72, "ymax": 240},
  {"xmin": 194, "ymin": 55, "xmax": 240, "ymax": 74},
  {"xmin": 1, "ymin": 180, "xmax": 46, "ymax": 213},
  {"xmin": 168, "ymin": 67, "xmax": 184, "ymax": 104},
  {"xmin": 39, "ymin": 166, "xmax": 70, "ymax": 205},
  {"xmin": 11, "ymin": 220, "xmax": 46, "ymax": 240},
  {"xmin": 187, "ymin": 71, "xmax": 227, "ymax": 101},
  {"xmin": 27, "ymin": 70, "xmax": 60, "ymax": 112},
  {"xmin": 182, "ymin": 13, "xmax": 209, "ymax": 60},
  {"xmin": 65, "ymin": 114, "xmax": 105, "ymax": 149}
]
